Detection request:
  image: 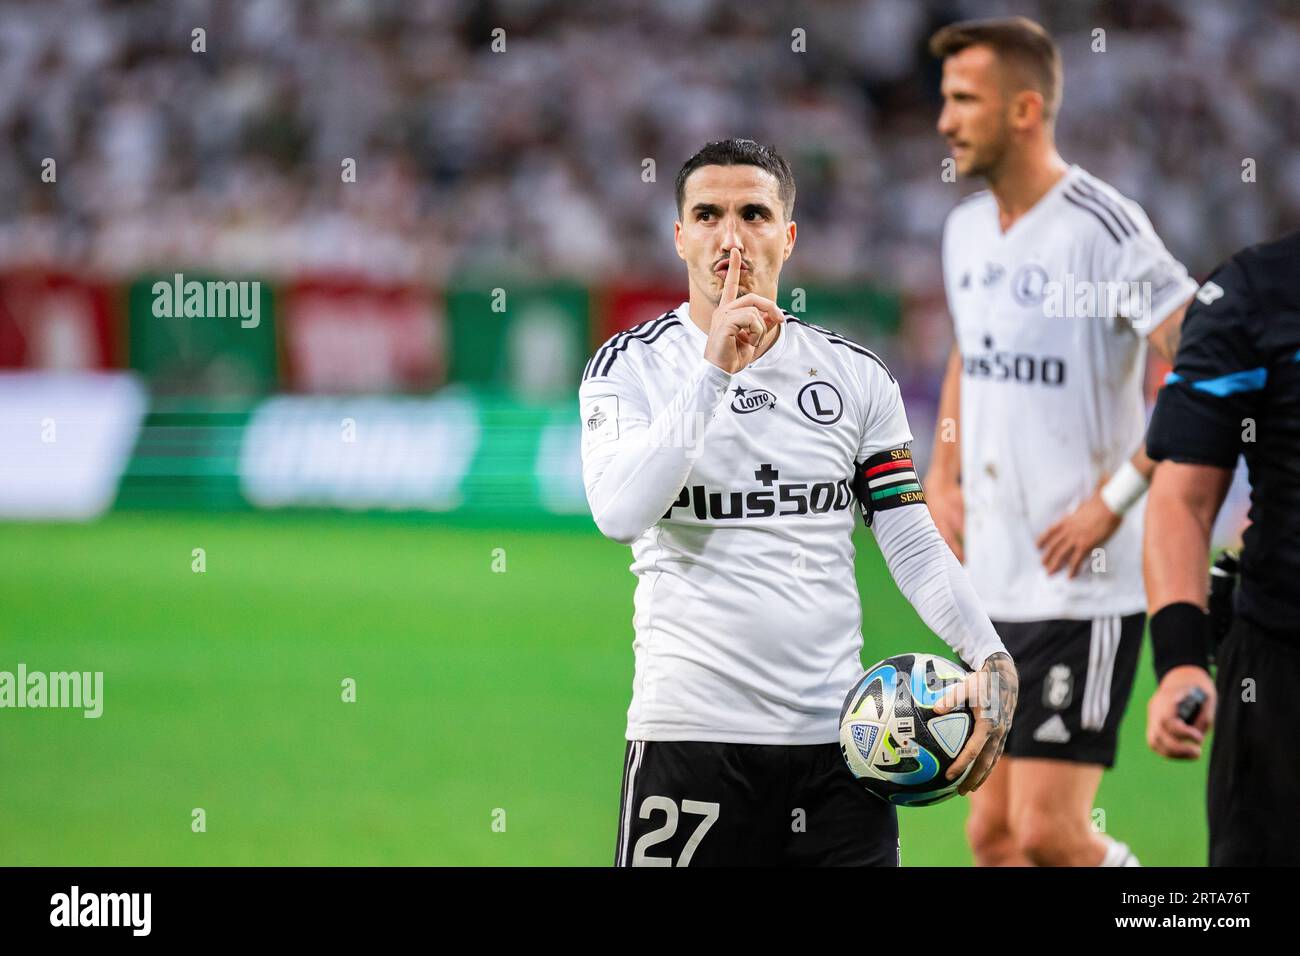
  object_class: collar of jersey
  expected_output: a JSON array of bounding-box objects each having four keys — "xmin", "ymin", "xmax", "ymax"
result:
[
  {"xmin": 994, "ymin": 163, "xmax": 1079, "ymax": 240},
  {"xmin": 676, "ymin": 300, "xmax": 789, "ymax": 370}
]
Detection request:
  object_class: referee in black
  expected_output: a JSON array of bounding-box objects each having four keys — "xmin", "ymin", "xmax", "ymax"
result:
[{"xmin": 1143, "ymin": 228, "xmax": 1300, "ymax": 866}]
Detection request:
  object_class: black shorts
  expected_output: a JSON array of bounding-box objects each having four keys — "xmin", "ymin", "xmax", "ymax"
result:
[
  {"xmin": 1208, "ymin": 617, "xmax": 1300, "ymax": 866},
  {"xmin": 614, "ymin": 740, "xmax": 899, "ymax": 867},
  {"xmin": 994, "ymin": 613, "xmax": 1144, "ymax": 768}
]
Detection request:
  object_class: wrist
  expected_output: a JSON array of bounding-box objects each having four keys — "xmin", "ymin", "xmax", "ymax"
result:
[
  {"xmin": 1150, "ymin": 601, "xmax": 1212, "ymax": 681},
  {"xmin": 1161, "ymin": 663, "xmax": 1213, "ymax": 686},
  {"xmin": 1100, "ymin": 461, "xmax": 1148, "ymax": 516},
  {"xmin": 973, "ymin": 649, "xmax": 1013, "ymax": 672},
  {"xmin": 700, "ymin": 354, "xmax": 734, "ymax": 380}
]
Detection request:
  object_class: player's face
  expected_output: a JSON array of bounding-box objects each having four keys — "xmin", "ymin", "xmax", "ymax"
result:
[
  {"xmin": 674, "ymin": 164, "xmax": 796, "ymax": 305},
  {"xmin": 937, "ymin": 45, "xmax": 1012, "ymax": 179}
]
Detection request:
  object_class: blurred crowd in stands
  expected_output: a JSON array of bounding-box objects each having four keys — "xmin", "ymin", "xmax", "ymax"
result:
[{"xmin": 1, "ymin": 0, "xmax": 1296, "ymax": 305}]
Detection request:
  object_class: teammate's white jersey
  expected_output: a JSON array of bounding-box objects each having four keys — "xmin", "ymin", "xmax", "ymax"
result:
[
  {"xmin": 580, "ymin": 302, "xmax": 1003, "ymax": 744},
  {"xmin": 942, "ymin": 165, "xmax": 1198, "ymax": 621}
]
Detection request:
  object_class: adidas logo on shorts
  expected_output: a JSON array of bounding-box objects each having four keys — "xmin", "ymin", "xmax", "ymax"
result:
[{"xmin": 1033, "ymin": 714, "xmax": 1072, "ymax": 744}]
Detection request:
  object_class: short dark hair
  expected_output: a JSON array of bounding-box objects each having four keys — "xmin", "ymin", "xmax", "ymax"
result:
[
  {"xmin": 674, "ymin": 139, "xmax": 796, "ymax": 220},
  {"xmin": 929, "ymin": 16, "xmax": 1063, "ymax": 121}
]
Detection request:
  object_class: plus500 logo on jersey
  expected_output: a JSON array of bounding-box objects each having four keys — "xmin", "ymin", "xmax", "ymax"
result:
[
  {"xmin": 663, "ymin": 464, "xmax": 855, "ymax": 521},
  {"xmin": 963, "ymin": 336, "xmax": 1066, "ymax": 387}
]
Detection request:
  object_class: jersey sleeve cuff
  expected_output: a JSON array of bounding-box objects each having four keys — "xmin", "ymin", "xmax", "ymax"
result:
[
  {"xmin": 699, "ymin": 356, "xmax": 733, "ymax": 388},
  {"xmin": 966, "ymin": 644, "xmax": 1008, "ymax": 672},
  {"xmin": 1134, "ymin": 275, "xmax": 1199, "ymax": 338}
]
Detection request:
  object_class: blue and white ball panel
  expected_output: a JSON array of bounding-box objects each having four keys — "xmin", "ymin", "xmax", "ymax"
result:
[{"xmin": 927, "ymin": 713, "xmax": 971, "ymax": 759}]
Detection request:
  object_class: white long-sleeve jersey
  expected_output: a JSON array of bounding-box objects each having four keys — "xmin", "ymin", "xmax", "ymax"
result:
[{"xmin": 580, "ymin": 301, "xmax": 1005, "ymax": 744}]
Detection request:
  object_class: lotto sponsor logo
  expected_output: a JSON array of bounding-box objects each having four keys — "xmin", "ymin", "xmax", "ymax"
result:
[{"xmin": 730, "ymin": 386, "xmax": 777, "ymax": 414}]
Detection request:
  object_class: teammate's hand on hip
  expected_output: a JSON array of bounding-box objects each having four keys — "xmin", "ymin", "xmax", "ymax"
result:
[
  {"xmin": 933, "ymin": 651, "xmax": 1018, "ymax": 795},
  {"xmin": 924, "ymin": 478, "xmax": 965, "ymax": 562},
  {"xmin": 704, "ymin": 249, "xmax": 783, "ymax": 374},
  {"xmin": 1147, "ymin": 665, "xmax": 1216, "ymax": 760},
  {"xmin": 1036, "ymin": 489, "xmax": 1122, "ymax": 578}
]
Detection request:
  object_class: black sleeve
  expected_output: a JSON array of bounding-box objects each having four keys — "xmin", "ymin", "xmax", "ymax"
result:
[{"xmin": 1146, "ymin": 256, "xmax": 1263, "ymax": 469}]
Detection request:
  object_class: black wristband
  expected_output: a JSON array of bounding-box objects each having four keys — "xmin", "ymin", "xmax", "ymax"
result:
[{"xmin": 1149, "ymin": 602, "xmax": 1212, "ymax": 682}]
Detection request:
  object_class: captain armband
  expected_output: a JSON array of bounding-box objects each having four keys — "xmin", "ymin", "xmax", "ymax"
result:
[{"xmin": 852, "ymin": 447, "xmax": 926, "ymax": 526}]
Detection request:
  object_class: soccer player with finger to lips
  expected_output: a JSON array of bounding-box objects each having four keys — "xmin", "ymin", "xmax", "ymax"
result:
[{"xmin": 579, "ymin": 138, "xmax": 1017, "ymax": 867}]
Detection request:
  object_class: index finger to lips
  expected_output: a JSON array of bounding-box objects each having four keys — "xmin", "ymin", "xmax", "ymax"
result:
[{"xmin": 721, "ymin": 248, "xmax": 741, "ymax": 304}]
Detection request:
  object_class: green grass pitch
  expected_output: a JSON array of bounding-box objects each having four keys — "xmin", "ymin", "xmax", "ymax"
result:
[{"xmin": 0, "ymin": 513, "xmax": 1207, "ymax": 865}]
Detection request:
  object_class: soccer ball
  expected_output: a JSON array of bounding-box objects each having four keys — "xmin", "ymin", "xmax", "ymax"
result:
[{"xmin": 838, "ymin": 652, "xmax": 973, "ymax": 807}]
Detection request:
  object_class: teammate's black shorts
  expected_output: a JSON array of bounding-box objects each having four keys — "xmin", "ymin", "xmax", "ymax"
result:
[
  {"xmin": 614, "ymin": 740, "xmax": 899, "ymax": 866},
  {"xmin": 993, "ymin": 613, "xmax": 1144, "ymax": 768},
  {"xmin": 1208, "ymin": 617, "xmax": 1300, "ymax": 866}
]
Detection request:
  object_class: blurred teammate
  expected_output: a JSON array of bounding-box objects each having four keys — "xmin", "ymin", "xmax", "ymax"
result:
[
  {"xmin": 924, "ymin": 18, "xmax": 1198, "ymax": 866},
  {"xmin": 1144, "ymin": 229, "xmax": 1300, "ymax": 865},
  {"xmin": 580, "ymin": 139, "xmax": 1017, "ymax": 866}
]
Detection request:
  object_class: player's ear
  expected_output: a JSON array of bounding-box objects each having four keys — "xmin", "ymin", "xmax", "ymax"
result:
[
  {"xmin": 673, "ymin": 220, "xmax": 686, "ymax": 261},
  {"xmin": 1011, "ymin": 89, "xmax": 1044, "ymax": 130},
  {"xmin": 783, "ymin": 220, "xmax": 796, "ymax": 260}
]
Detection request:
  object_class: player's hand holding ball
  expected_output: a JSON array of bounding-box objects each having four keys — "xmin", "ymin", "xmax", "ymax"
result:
[
  {"xmin": 933, "ymin": 651, "xmax": 1019, "ymax": 794},
  {"xmin": 704, "ymin": 248, "xmax": 784, "ymax": 374}
]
